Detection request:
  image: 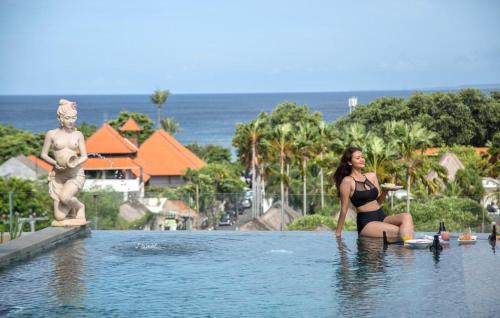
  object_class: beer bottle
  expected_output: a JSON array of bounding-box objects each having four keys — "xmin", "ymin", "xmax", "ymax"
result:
[{"xmin": 489, "ymin": 222, "xmax": 497, "ymax": 242}]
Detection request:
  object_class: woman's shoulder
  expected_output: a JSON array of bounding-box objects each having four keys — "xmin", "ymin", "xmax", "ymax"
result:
[
  {"xmin": 340, "ymin": 176, "xmax": 354, "ymax": 186},
  {"xmin": 365, "ymin": 172, "xmax": 378, "ymax": 183},
  {"xmin": 46, "ymin": 128, "xmax": 59, "ymax": 136}
]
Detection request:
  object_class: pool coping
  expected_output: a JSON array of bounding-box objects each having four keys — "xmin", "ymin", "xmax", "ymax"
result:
[{"xmin": 0, "ymin": 223, "xmax": 91, "ymax": 269}]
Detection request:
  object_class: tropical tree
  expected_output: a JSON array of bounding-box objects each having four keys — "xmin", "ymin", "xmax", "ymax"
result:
[
  {"xmin": 293, "ymin": 123, "xmax": 317, "ymax": 216},
  {"xmin": 386, "ymin": 121, "xmax": 435, "ymax": 213},
  {"xmin": 160, "ymin": 117, "xmax": 180, "ymax": 135},
  {"xmin": 266, "ymin": 123, "xmax": 293, "ymax": 230},
  {"xmin": 331, "ymin": 123, "xmax": 367, "ymax": 152},
  {"xmin": 362, "ymin": 133, "xmax": 397, "ymax": 178},
  {"xmin": 150, "ymin": 89, "xmax": 170, "ymax": 129},
  {"xmin": 0, "ymin": 124, "xmax": 45, "ymax": 164},
  {"xmin": 233, "ymin": 114, "xmax": 269, "ymax": 218},
  {"xmin": 314, "ymin": 121, "xmax": 335, "ymax": 209}
]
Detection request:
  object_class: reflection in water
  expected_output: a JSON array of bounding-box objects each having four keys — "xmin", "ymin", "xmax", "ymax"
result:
[
  {"xmin": 334, "ymin": 237, "xmax": 415, "ymax": 316},
  {"xmin": 489, "ymin": 240, "xmax": 497, "ymax": 254},
  {"xmin": 51, "ymin": 239, "xmax": 86, "ymax": 308}
]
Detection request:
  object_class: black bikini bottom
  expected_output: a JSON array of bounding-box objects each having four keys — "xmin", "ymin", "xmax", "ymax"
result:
[{"xmin": 357, "ymin": 208, "xmax": 386, "ymax": 234}]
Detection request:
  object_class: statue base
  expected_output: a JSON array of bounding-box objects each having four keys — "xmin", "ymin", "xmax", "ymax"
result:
[{"xmin": 51, "ymin": 218, "xmax": 87, "ymax": 227}]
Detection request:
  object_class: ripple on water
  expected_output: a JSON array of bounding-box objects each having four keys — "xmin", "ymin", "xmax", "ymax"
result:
[
  {"xmin": 267, "ymin": 249, "xmax": 294, "ymax": 254},
  {"xmin": 111, "ymin": 240, "xmax": 208, "ymax": 257}
]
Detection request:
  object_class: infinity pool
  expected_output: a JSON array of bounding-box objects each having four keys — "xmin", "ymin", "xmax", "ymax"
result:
[{"xmin": 1, "ymin": 231, "xmax": 499, "ymax": 317}]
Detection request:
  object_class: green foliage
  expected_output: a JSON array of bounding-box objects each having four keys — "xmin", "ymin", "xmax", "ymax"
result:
[
  {"xmin": 186, "ymin": 143, "xmax": 231, "ymax": 164},
  {"xmin": 491, "ymin": 91, "xmax": 500, "ymax": 102},
  {"xmin": 0, "ymin": 124, "xmax": 45, "ymax": 164},
  {"xmin": 339, "ymin": 97, "xmax": 408, "ymax": 137},
  {"xmin": 488, "ymin": 131, "xmax": 500, "ymax": 157},
  {"xmin": 79, "ymin": 190, "xmax": 124, "ymax": 230},
  {"xmin": 151, "ymin": 89, "xmax": 170, "ymax": 107},
  {"xmin": 77, "ymin": 122, "xmax": 98, "ymax": 139},
  {"xmin": 0, "ymin": 177, "xmax": 52, "ymax": 218},
  {"xmin": 454, "ymin": 168, "xmax": 485, "ymax": 202},
  {"xmin": 288, "ymin": 214, "xmax": 356, "ymax": 231},
  {"xmin": 151, "ymin": 89, "xmax": 170, "ymax": 128},
  {"xmin": 390, "ymin": 197, "xmax": 487, "ymax": 232},
  {"xmin": 160, "ymin": 117, "xmax": 181, "ymax": 135},
  {"xmin": 107, "ymin": 111, "xmax": 155, "ymax": 144},
  {"xmin": 336, "ymin": 89, "xmax": 500, "ymax": 147},
  {"xmin": 269, "ymin": 101, "xmax": 323, "ymax": 129}
]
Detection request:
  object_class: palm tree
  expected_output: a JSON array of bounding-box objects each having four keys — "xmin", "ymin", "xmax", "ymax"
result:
[
  {"xmin": 267, "ymin": 123, "xmax": 293, "ymax": 230},
  {"xmin": 232, "ymin": 115, "xmax": 268, "ymax": 218},
  {"xmin": 150, "ymin": 89, "xmax": 170, "ymax": 129},
  {"xmin": 315, "ymin": 121, "xmax": 333, "ymax": 209},
  {"xmin": 332, "ymin": 123, "xmax": 367, "ymax": 153},
  {"xmin": 161, "ymin": 117, "xmax": 180, "ymax": 135},
  {"xmin": 362, "ymin": 134, "xmax": 397, "ymax": 177},
  {"xmin": 293, "ymin": 123, "xmax": 317, "ymax": 216},
  {"xmin": 389, "ymin": 121, "xmax": 435, "ymax": 213}
]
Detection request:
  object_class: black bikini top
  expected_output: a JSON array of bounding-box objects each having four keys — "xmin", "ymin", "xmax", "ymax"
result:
[{"xmin": 349, "ymin": 175, "xmax": 379, "ymax": 208}]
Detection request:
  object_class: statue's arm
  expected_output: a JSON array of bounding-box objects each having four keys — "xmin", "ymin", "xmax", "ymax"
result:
[
  {"xmin": 40, "ymin": 131, "xmax": 59, "ymax": 167},
  {"xmin": 77, "ymin": 132, "xmax": 88, "ymax": 165}
]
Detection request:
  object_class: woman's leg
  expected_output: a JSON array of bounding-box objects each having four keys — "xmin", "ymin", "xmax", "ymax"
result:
[
  {"xmin": 59, "ymin": 183, "xmax": 85, "ymax": 219},
  {"xmin": 383, "ymin": 213, "xmax": 414, "ymax": 240},
  {"xmin": 360, "ymin": 221, "xmax": 400, "ymax": 238},
  {"xmin": 54, "ymin": 200, "xmax": 70, "ymax": 221}
]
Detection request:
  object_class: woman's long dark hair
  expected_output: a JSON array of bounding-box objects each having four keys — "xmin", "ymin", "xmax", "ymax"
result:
[{"xmin": 333, "ymin": 147, "xmax": 362, "ymax": 197}]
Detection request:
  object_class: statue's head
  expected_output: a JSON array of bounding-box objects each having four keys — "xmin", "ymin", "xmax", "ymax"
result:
[{"xmin": 57, "ymin": 99, "xmax": 78, "ymax": 129}]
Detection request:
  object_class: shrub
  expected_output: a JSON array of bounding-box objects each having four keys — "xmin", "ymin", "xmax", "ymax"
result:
[
  {"xmin": 390, "ymin": 196, "xmax": 488, "ymax": 232},
  {"xmin": 288, "ymin": 214, "xmax": 356, "ymax": 231}
]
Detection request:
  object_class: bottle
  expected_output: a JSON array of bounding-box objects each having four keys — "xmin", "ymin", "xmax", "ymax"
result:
[
  {"xmin": 489, "ymin": 222, "xmax": 497, "ymax": 242},
  {"xmin": 430, "ymin": 234, "xmax": 443, "ymax": 252},
  {"xmin": 437, "ymin": 221, "xmax": 443, "ymax": 234}
]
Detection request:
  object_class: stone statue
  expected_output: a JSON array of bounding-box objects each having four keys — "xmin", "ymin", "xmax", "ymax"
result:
[{"xmin": 41, "ymin": 99, "xmax": 88, "ymax": 226}]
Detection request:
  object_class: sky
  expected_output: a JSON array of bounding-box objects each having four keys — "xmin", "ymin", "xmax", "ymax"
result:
[{"xmin": 1, "ymin": 0, "xmax": 499, "ymax": 94}]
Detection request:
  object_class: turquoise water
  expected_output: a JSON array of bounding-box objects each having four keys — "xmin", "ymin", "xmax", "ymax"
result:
[{"xmin": 1, "ymin": 231, "xmax": 499, "ymax": 317}]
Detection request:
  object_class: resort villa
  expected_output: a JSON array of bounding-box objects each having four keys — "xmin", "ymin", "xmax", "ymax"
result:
[{"xmin": 82, "ymin": 117, "xmax": 206, "ymax": 197}]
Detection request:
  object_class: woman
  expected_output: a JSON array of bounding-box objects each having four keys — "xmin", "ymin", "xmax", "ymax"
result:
[
  {"xmin": 334, "ymin": 147, "xmax": 413, "ymax": 240},
  {"xmin": 41, "ymin": 99, "xmax": 87, "ymax": 223}
]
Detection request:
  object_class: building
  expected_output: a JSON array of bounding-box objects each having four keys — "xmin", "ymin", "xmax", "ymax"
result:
[
  {"xmin": 83, "ymin": 118, "xmax": 206, "ymax": 192},
  {"xmin": 0, "ymin": 155, "xmax": 52, "ymax": 180},
  {"xmin": 83, "ymin": 122, "xmax": 144, "ymax": 198},
  {"xmin": 137, "ymin": 129, "xmax": 206, "ymax": 186}
]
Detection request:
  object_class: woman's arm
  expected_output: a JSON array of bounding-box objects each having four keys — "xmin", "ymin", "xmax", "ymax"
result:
[
  {"xmin": 40, "ymin": 131, "xmax": 60, "ymax": 168},
  {"xmin": 76, "ymin": 131, "xmax": 88, "ymax": 165},
  {"xmin": 335, "ymin": 179, "xmax": 353, "ymax": 237}
]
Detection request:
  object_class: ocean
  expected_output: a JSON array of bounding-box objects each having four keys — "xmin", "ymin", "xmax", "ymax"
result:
[{"xmin": 0, "ymin": 90, "xmax": 458, "ymax": 149}]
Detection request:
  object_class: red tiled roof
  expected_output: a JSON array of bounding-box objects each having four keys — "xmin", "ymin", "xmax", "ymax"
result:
[
  {"xmin": 416, "ymin": 147, "xmax": 490, "ymax": 156},
  {"xmin": 138, "ymin": 129, "xmax": 206, "ymax": 176},
  {"xmin": 170, "ymin": 200, "xmax": 191, "ymax": 211},
  {"xmin": 27, "ymin": 155, "xmax": 53, "ymax": 172},
  {"xmin": 120, "ymin": 117, "xmax": 142, "ymax": 132},
  {"xmin": 474, "ymin": 147, "xmax": 489, "ymax": 154},
  {"xmin": 86, "ymin": 123, "xmax": 138, "ymax": 154}
]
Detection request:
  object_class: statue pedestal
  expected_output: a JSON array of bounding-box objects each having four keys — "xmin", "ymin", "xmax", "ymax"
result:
[{"xmin": 51, "ymin": 218, "xmax": 87, "ymax": 227}]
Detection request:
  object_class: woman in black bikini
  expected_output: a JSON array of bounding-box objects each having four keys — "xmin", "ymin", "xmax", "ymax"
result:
[{"xmin": 334, "ymin": 147, "xmax": 414, "ymax": 240}]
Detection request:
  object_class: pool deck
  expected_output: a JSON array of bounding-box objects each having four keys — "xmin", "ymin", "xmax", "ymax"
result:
[{"xmin": 0, "ymin": 223, "xmax": 91, "ymax": 269}]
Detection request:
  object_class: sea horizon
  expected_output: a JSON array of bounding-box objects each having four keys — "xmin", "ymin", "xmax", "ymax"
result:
[
  {"xmin": 1, "ymin": 87, "xmax": 498, "ymax": 151},
  {"xmin": 1, "ymin": 83, "xmax": 499, "ymax": 97}
]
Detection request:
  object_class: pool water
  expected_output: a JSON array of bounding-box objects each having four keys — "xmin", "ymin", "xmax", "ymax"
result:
[{"xmin": 1, "ymin": 231, "xmax": 499, "ymax": 317}]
